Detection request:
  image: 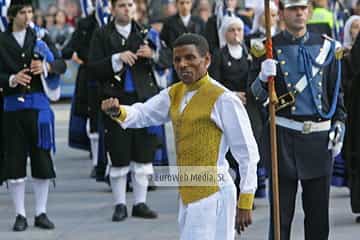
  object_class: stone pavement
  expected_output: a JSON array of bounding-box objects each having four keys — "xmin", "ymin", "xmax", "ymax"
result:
[{"xmin": 0, "ymin": 102, "xmax": 359, "ymax": 240}]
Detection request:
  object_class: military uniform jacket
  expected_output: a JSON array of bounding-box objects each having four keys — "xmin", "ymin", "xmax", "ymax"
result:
[
  {"xmin": 250, "ymin": 31, "xmax": 346, "ymax": 179},
  {"xmin": 88, "ymin": 20, "xmax": 163, "ymax": 103},
  {"xmin": 0, "ymin": 27, "xmax": 66, "ymax": 95},
  {"xmin": 160, "ymin": 14, "xmax": 205, "ymax": 49}
]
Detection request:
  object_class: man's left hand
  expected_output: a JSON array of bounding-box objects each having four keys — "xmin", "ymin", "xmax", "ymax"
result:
[
  {"xmin": 136, "ymin": 44, "xmax": 154, "ymax": 59},
  {"xmin": 30, "ymin": 60, "xmax": 44, "ymax": 75},
  {"xmin": 235, "ymin": 208, "xmax": 252, "ymax": 234}
]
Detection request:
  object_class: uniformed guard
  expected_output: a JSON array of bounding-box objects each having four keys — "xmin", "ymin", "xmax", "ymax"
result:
[
  {"xmin": 250, "ymin": 0, "xmax": 346, "ymax": 239},
  {"xmin": 0, "ymin": 0, "xmax": 66, "ymax": 231},
  {"xmin": 88, "ymin": 0, "xmax": 171, "ymax": 222}
]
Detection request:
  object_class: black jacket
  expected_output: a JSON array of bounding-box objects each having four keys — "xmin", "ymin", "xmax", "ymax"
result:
[
  {"xmin": 160, "ymin": 14, "xmax": 205, "ymax": 49},
  {"xmin": 62, "ymin": 13, "xmax": 99, "ymax": 116},
  {"xmin": 88, "ymin": 20, "xmax": 169, "ymax": 102},
  {"xmin": 209, "ymin": 45, "xmax": 250, "ymax": 92},
  {"xmin": 0, "ymin": 27, "xmax": 66, "ymax": 96}
]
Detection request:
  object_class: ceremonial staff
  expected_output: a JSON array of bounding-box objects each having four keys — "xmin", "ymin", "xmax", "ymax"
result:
[{"xmin": 264, "ymin": 0, "xmax": 280, "ymax": 239}]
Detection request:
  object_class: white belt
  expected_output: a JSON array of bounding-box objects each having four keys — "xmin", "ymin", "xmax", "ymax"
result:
[{"xmin": 275, "ymin": 116, "xmax": 331, "ymax": 134}]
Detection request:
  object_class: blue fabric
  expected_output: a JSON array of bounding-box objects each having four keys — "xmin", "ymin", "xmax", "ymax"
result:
[
  {"xmin": 277, "ymin": 44, "xmax": 320, "ymax": 115},
  {"xmin": 95, "ymin": 0, "xmax": 111, "ymax": 27},
  {"xmin": 0, "ymin": 0, "xmax": 9, "ymax": 32},
  {"xmin": 3, "ymin": 93, "xmax": 56, "ymax": 152},
  {"xmin": 31, "ymin": 24, "xmax": 61, "ymax": 91},
  {"xmin": 146, "ymin": 28, "xmax": 161, "ymax": 51},
  {"xmin": 331, "ymin": 154, "xmax": 347, "ymax": 187},
  {"xmin": 298, "ymin": 40, "xmax": 342, "ymax": 119},
  {"xmin": 80, "ymin": 0, "xmax": 91, "ymax": 17},
  {"xmin": 124, "ymin": 66, "xmax": 135, "ymax": 93},
  {"xmin": 68, "ymin": 97, "xmax": 90, "ymax": 151}
]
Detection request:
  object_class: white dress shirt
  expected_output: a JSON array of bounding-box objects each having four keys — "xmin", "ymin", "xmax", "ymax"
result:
[
  {"xmin": 111, "ymin": 22, "xmax": 132, "ymax": 73},
  {"xmin": 116, "ymin": 79, "xmax": 260, "ymax": 195}
]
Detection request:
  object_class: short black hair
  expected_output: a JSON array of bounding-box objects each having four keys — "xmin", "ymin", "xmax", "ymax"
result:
[
  {"xmin": 173, "ymin": 33, "xmax": 209, "ymax": 57},
  {"xmin": 8, "ymin": 0, "xmax": 32, "ymax": 18}
]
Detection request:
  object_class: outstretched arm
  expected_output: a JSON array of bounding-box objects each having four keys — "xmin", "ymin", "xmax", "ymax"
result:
[{"xmin": 102, "ymin": 88, "xmax": 171, "ymax": 129}]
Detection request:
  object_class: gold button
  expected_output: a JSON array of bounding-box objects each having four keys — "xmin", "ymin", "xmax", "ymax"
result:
[
  {"xmin": 291, "ymin": 106, "xmax": 296, "ymax": 112},
  {"xmin": 287, "ymin": 83, "xmax": 292, "ymax": 88},
  {"xmin": 284, "ymin": 72, "xmax": 289, "ymax": 76},
  {"xmin": 277, "ymin": 49, "xmax": 282, "ymax": 54},
  {"xmin": 320, "ymin": 48, "xmax": 323, "ymax": 52},
  {"xmin": 21, "ymin": 53, "xmax": 25, "ymax": 58},
  {"xmin": 281, "ymin": 60, "xmax": 286, "ymax": 65}
]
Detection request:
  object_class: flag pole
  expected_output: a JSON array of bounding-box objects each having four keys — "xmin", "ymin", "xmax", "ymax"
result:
[{"xmin": 264, "ymin": 1, "xmax": 281, "ymax": 239}]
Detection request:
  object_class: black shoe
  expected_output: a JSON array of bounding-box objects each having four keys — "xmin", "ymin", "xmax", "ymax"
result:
[
  {"xmin": 90, "ymin": 167, "xmax": 97, "ymax": 178},
  {"xmin": 112, "ymin": 204, "xmax": 128, "ymax": 222},
  {"xmin": 147, "ymin": 185, "xmax": 157, "ymax": 191},
  {"xmin": 13, "ymin": 215, "xmax": 28, "ymax": 232},
  {"xmin": 356, "ymin": 216, "xmax": 360, "ymax": 223},
  {"xmin": 34, "ymin": 213, "xmax": 55, "ymax": 229},
  {"xmin": 132, "ymin": 203, "xmax": 158, "ymax": 219}
]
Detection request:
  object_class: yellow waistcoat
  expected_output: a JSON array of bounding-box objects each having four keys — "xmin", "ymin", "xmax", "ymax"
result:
[{"xmin": 168, "ymin": 75, "xmax": 225, "ymax": 204}]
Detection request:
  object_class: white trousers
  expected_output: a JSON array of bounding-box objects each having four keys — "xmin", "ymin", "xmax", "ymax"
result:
[{"xmin": 178, "ymin": 183, "xmax": 236, "ymax": 240}]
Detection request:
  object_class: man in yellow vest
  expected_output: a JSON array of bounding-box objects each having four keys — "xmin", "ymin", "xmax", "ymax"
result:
[{"xmin": 101, "ymin": 33, "xmax": 259, "ymax": 239}]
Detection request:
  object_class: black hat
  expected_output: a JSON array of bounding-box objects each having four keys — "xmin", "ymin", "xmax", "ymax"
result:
[{"xmin": 8, "ymin": 0, "xmax": 33, "ymax": 18}]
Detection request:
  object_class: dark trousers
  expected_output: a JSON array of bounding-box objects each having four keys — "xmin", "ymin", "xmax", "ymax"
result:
[{"xmin": 269, "ymin": 175, "xmax": 330, "ymax": 240}]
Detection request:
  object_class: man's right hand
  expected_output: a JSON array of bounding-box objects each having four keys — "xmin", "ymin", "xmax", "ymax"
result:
[
  {"xmin": 259, "ymin": 59, "xmax": 277, "ymax": 82},
  {"xmin": 14, "ymin": 69, "xmax": 32, "ymax": 86},
  {"xmin": 119, "ymin": 51, "xmax": 138, "ymax": 66},
  {"xmin": 102, "ymin": 98, "xmax": 121, "ymax": 118}
]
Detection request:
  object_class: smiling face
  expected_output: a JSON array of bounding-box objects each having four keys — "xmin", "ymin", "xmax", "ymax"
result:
[{"xmin": 173, "ymin": 44, "xmax": 210, "ymax": 85}]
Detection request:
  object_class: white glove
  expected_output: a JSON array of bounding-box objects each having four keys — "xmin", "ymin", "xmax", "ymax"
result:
[
  {"xmin": 328, "ymin": 121, "xmax": 345, "ymax": 157},
  {"xmin": 259, "ymin": 59, "xmax": 277, "ymax": 82}
]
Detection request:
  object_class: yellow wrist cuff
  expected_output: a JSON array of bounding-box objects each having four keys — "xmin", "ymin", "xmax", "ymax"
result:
[
  {"xmin": 112, "ymin": 106, "xmax": 127, "ymax": 122},
  {"xmin": 237, "ymin": 193, "xmax": 254, "ymax": 210}
]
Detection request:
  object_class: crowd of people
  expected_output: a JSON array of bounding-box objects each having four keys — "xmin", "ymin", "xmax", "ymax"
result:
[{"xmin": 0, "ymin": 0, "xmax": 360, "ymax": 239}]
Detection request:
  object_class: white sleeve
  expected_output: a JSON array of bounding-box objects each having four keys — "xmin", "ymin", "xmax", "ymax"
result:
[
  {"xmin": 118, "ymin": 88, "xmax": 171, "ymax": 129},
  {"xmin": 212, "ymin": 91, "xmax": 260, "ymax": 194},
  {"xmin": 111, "ymin": 53, "xmax": 124, "ymax": 73}
]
